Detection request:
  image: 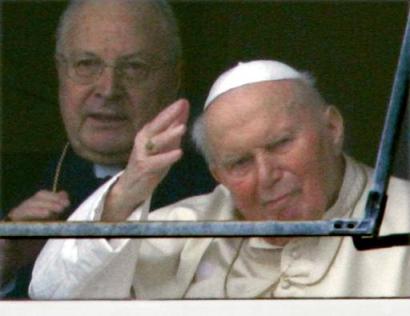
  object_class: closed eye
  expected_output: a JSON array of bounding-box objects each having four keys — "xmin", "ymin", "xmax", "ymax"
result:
[
  {"xmin": 223, "ymin": 156, "xmax": 253, "ymax": 177},
  {"xmin": 266, "ymin": 137, "xmax": 293, "ymax": 152},
  {"xmin": 231, "ymin": 157, "xmax": 251, "ymax": 168}
]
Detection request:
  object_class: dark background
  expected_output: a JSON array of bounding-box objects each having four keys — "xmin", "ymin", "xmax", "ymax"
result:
[{"xmin": 1, "ymin": 0, "xmax": 409, "ymax": 210}]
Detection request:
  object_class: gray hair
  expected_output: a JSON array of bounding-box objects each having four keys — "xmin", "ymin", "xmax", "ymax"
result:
[
  {"xmin": 55, "ymin": 0, "xmax": 182, "ymax": 62},
  {"xmin": 192, "ymin": 73, "xmax": 325, "ymax": 165}
]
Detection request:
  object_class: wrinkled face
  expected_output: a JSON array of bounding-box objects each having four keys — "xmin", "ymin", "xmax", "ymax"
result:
[
  {"xmin": 58, "ymin": 1, "xmax": 180, "ymax": 164},
  {"xmin": 207, "ymin": 81, "xmax": 344, "ymax": 224}
]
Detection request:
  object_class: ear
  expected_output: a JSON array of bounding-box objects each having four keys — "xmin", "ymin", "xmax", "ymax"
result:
[
  {"xmin": 324, "ymin": 105, "xmax": 344, "ymax": 154},
  {"xmin": 209, "ymin": 165, "xmax": 223, "ymax": 184}
]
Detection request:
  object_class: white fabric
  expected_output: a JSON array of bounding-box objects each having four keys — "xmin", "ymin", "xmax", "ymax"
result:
[
  {"xmin": 93, "ymin": 164, "xmax": 122, "ymax": 179},
  {"xmin": 204, "ymin": 60, "xmax": 302, "ymax": 109},
  {"xmin": 29, "ymin": 157, "xmax": 410, "ymax": 299},
  {"xmin": 0, "ymin": 163, "xmax": 121, "ymax": 298}
]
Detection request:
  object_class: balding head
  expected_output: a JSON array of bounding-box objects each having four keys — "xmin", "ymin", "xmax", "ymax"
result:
[{"xmin": 56, "ymin": 0, "xmax": 181, "ymax": 63}]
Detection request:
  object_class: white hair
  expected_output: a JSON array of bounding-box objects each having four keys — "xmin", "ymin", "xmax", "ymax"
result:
[
  {"xmin": 192, "ymin": 65, "xmax": 325, "ymax": 165},
  {"xmin": 55, "ymin": 0, "xmax": 182, "ymax": 62}
]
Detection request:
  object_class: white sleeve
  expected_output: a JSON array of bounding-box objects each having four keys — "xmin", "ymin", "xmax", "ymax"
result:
[{"xmin": 28, "ymin": 174, "xmax": 151, "ymax": 299}]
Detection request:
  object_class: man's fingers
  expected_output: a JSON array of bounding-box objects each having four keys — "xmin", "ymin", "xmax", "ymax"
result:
[
  {"xmin": 26, "ymin": 199, "xmax": 67, "ymax": 213},
  {"xmin": 134, "ymin": 149, "xmax": 183, "ymax": 179},
  {"xmin": 10, "ymin": 205, "xmax": 65, "ymax": 221},
  {"xmin": 145, "ymin": 149, "xmax": 183, "ymax": 171},
  {"xmin": 170, "ymin": 99, "xmax": 190, "ymax": 127},
  {"xmin": 145, "ymin": 124, "xmax": 186, "ymax": 155},
  {"xmin": 7, "ymin": 190, "xmax": 70, "ymax": 221},
  {"xmin": 144, "ymin": 99, "xmax": 189, "ymax": 135},
  {"xmin": 27, "ymin": 192, "xmax": 70, "ymax": 211},
  {"xmin": 33, "ymin": 190, "xmax": 70, "ymax": 207},
  {"xmin": 104, "ymin": 100, "xmax": 189, "ymax": 222},
  {"xmin": 10, "ymin": 208, "xmax": 62, "ymax": 221}
]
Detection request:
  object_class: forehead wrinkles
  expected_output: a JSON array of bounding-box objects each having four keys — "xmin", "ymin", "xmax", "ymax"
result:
[
  {"xmin": 206, "ymin": 81, "xmax": 302, "ymax": 133},
  {"xmin": 63, "ymin": 2, "xmax": 167, "ymax": 57},
  {"xmin": 204, "ymin": 81, "xmax": 324, "ymax": 160},
  {"xmin": 205, "ymin": 83, "xmax": 292, "ymax": 158}
]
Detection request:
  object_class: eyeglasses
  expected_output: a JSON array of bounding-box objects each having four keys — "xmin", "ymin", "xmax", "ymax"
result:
[{"xmin": 57, "ymin": 54, "xmax": 171, "ymax": 85}]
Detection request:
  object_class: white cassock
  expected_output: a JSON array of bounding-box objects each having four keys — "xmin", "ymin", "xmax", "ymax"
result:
[{"xmin": 29, "ymin": 156, "xmax": 410, "ymax": 299}]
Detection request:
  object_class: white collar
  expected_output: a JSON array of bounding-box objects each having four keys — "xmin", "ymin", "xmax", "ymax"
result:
[{"xmin": 93, "ymin": 164, "xmax": 122, "ymax": 179}]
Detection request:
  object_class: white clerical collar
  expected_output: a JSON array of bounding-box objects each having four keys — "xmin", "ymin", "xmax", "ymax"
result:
[{"xmin": 93, "ymin": 164, "xmax": 122, "ymax": 179}]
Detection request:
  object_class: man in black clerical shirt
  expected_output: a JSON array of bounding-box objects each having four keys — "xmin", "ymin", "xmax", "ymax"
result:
[{"xmin": 0, "ymin": 0, "xmax": 214, "ymax": 298}]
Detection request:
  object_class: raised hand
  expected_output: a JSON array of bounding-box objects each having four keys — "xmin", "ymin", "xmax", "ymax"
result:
[
  {"xmin": 102, "ymin": 99, "xmax": 190, "ymax": 221},
  {"xmin": 5, "ymin": 190, "xmax": 70, "ymax": 221}
]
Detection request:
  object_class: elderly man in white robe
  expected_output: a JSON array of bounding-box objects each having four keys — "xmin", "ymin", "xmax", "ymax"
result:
[{"xmin": 29, "ymin": 60, "xmax": 410, "ymax": 299}]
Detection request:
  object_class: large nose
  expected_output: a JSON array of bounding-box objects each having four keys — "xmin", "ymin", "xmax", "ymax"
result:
[
  {"xmin": 94, "ymin": 66, "xmax": 124, "ymax": 99},
  {"xmin": 256, "ymin": 151, "xmax": 281, "ymax": 191}
]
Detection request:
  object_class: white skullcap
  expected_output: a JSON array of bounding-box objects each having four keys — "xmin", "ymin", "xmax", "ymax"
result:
[{"xmin": 204, "ymin": 60, "xmax": 302, "ymax": 110}]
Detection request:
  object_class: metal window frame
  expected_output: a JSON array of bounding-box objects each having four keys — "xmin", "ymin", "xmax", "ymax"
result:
[{"xmin": 1, "ymin": 10, "xmax": 409, "ymax": 251}]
